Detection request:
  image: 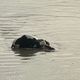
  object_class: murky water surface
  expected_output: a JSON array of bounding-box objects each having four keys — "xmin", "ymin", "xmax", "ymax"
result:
[{"xmin": 0, "ymin": 0, "xmax": 80, "ymax": 80}]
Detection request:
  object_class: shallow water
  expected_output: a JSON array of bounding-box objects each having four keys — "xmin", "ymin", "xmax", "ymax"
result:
[{"xmin": 0, "ymin": 0, "xmax": 80, "ymax": 80}]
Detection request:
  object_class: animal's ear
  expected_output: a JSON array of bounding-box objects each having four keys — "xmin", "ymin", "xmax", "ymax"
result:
[{"xmin": 21, "ymin": 35, "xmax": 27, "ymax": 38}]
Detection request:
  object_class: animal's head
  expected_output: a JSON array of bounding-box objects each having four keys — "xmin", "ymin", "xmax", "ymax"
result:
[{"xmin": 38, "ymin": 39, "xmax": 55, "ymax": 51}]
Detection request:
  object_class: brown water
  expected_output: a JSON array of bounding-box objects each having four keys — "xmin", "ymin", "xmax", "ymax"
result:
[{"xmin": 0, "ymin": 0, "xmax": 80, "ymax": 80}]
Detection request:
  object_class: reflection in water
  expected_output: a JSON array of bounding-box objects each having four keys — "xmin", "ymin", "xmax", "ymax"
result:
[
  {"xmin": 12, "ymin": 48, "xmax": 39, "ymax": 57},
  {"xmin": 12, "ymin": 48, "xmax": 43, "ymax": 60},
  {"xmin": 12, "ymin": 48, "xmax": 40, "ymax": 60},
  {"xmin": 12, "ymin": 48, "xmax": 55, "ymax": 60}
]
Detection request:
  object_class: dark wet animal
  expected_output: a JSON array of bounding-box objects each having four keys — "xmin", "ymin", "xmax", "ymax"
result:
[{"xmin": 11, "ymin": 35, "xmax": 55, "ymax": 51}]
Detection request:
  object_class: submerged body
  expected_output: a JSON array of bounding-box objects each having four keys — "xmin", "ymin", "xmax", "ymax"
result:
[{"xmin": 11, "ymin": 35, "xmax": 55, "ymax": 51}]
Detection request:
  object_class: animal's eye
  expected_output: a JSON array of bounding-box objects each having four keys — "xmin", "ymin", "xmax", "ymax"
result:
[
  {"xmin": 45, "ymin": 40, "xmax": 50, "ymax": 45},
  {"xmin": 40, "ymin": 41, "xmax": 46, "ymax": 46}
]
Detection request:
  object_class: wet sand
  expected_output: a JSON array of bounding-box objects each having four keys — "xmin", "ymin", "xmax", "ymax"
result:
[{"xmin": 0, "ymin": 0, "xmax": 80, "ymax": 80}]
